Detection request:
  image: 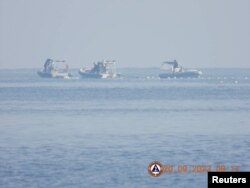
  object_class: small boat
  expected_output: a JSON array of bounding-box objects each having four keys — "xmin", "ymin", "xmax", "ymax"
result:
[
  {"xmin": 37, "ymin": 58, "xmax": 72, "ymax": 78},
  {"xmin": 159, "ymin": 60, "xmax": 202, "ymax": 78},
  {"xmin": 79, "ymin": 60, "xmax": 118, "ymax": 79}
]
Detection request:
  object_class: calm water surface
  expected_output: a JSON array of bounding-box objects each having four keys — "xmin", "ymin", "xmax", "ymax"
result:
[{"xmin": 0, "ymin": 68, "xmax": 250, "ymax": 187}]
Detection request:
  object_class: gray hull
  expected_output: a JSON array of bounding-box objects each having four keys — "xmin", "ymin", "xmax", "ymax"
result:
[
  {"xmin": 37, "ymin": 71, "xmax": 70, "ymax": 78},
  {"xmin": 78, "ymin": 71, "xmax": 103, "ymax": 79},
  {"xmin": 37, "ymin": 71, "xmax": 53, "ymax": 78}
]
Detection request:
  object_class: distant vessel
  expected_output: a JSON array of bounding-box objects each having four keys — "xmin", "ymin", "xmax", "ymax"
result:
[
  {"xmin": 37, "ymin": 58, "xmax": 72, "ymax": 78},
  {"xmin": 79, "ymin": 60, "xmax": 119, "ymax": 79},
  {"xmin": 159, "ymin": 60, "xmax": 202, "ymax": 78}
]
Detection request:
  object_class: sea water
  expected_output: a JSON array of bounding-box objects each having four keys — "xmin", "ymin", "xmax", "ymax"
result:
[{"xmin": 0, "ymin": 68, "xmax": 250, "ymax": 187}]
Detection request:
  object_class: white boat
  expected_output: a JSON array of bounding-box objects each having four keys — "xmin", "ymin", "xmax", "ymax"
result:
[
  {"xmin": 37, "ymin": 58, "xmax": 72, "ymax": 78},
  {"xmin": 79, "ymin": 60, "xmax": 118, "ymax": 79},
  {"xmin": 159, "ymin": 60, "xmax": 202, "ymax": 78}
]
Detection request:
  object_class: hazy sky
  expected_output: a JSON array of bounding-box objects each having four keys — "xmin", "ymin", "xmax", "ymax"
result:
[{"xmin": 0, "ymin": 0, "xmax": 249, "ymax": 68}]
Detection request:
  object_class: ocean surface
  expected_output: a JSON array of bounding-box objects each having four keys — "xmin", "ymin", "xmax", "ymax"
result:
[{"xmin": 0, "ymin": 68, "xmax": 250, "ymax": 187}]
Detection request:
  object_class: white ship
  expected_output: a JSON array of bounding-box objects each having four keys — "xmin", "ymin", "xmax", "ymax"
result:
[
  {"xmin": 79, "ymin": 60, "xmax": 118, "ymax": 79},
  {"xmin": 159, "ymin": 60, "xmax": 202, "ymax": 78},
  {"xmin": 37, "ymin": 58, "xmax": 72, "ymax": 78}
]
